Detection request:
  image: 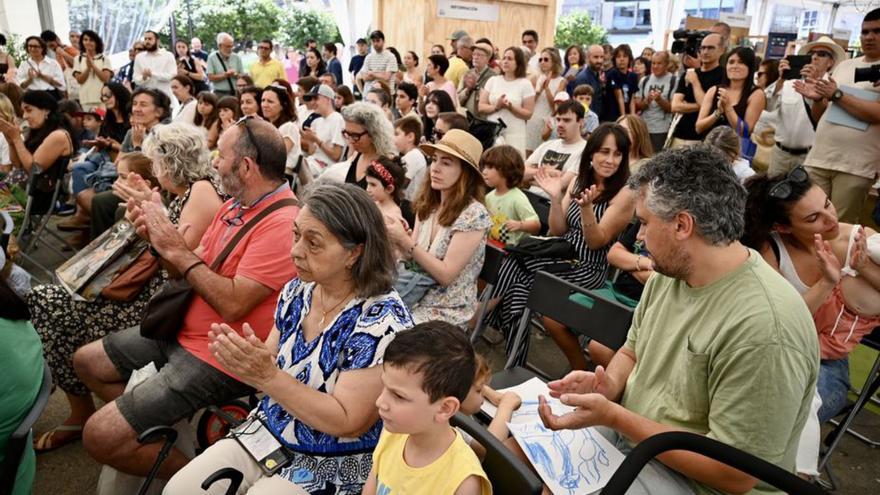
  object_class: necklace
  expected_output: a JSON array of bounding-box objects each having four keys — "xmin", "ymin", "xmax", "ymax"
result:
[{"xmin": 318, "ymin": 285, "xmax": 353, "ymax": 327}]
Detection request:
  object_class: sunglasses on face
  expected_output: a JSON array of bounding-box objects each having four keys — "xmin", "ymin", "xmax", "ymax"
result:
[
  {"xmin": 100, "ymin": 93, "xmax": 112, "ymax": 100},
  {"xmin": 539, "ymin": 57, "xmax": 550, "ymax": 62},
  {"xmin": 768, "ymin": 166, "xmax": 809, "ymax": 200},
  {"xmin": 808, "ymin": 51, "xmax": 833, "ymax": 58},
  {"xmin": 342, "ymin": 129, "xmax": 369, "ymax": 142}
]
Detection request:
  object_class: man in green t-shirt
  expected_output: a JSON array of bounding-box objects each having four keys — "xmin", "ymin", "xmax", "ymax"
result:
[{"xmin": 539, "ymin": 146, "xmax": 819, "ymax": 495}]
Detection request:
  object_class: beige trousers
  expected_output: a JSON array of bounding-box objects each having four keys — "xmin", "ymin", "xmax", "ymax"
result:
[
  {"xmin": 163, "ymin": 438, "xmax": 308, "ymax": 495},
  {"xmin": 806, "ymin": 166, "xmax": 875, "ymax": 224},
  {"xmin": 669, "ymin": 137, "xmax": 702, "ymax": 150},
  {"xmin": 767, "ymin": 146, "xmax": 807, "ymax": 178}
]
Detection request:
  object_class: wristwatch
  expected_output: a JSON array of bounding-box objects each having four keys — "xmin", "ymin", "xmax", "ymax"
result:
[{"xmin": 830, "ymin": 89, "xmax": 843, "ymax": 102}]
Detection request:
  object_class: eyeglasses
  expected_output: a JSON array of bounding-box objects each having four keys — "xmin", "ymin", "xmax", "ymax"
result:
[
  {"xmin": 342, "ymin": 129, "xmax": 369, "ymax": 142},
  {"xmin": 768, "ymin": 166, "xmax": 809, "ymax": 200},
  {"xmin": 133, "ymin": 47, "xmax": 145, "ymax": 52},
  {"xmin": 234, "ymin": 115, "xmax": 261, "ymax": 167},
  {"xmin": 27, "ymin": 44, "xmax": 42, "ymax": 49},
  {"xmin": 258, "ymin": 46, "xmax": 271, "ymax": 51},
  {"xmin": 756, "ymin": 72, "xmax": 767, "ymax": 77},
  {"xmin": 808, "ymin": 51, "xmax": 833, "ymax": 58}
]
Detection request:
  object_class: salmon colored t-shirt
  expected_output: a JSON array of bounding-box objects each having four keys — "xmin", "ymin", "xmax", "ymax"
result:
[{"xmin": 177, "ymin": 188, "xmax": 298, "ymax": 375}]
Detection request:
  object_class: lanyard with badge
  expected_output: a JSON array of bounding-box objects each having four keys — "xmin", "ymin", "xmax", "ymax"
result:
[{"xmin": 230, "ymin": 415, "xmax": 294, "ymax": 475}]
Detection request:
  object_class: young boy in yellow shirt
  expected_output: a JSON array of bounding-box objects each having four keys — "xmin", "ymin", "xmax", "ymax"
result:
[{"xmin": 363, "ymin": 321, "xmax": 492, "ymax": 495}]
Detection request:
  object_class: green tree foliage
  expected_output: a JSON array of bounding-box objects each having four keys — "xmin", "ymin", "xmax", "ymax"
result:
[
  {"xmin": 172, "ymin": 0, "xmax": 283, "ymax": 49},
  {"xmin": 275, "ymin": 7, "xmax": 342, "ymax": 50},
  {"xmin": 554, "ymin": 12, "xmax": 609, "ymax": 49}
]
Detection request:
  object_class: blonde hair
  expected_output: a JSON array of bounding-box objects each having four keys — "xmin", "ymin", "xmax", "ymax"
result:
[
  {"xmin": 541, "ymin": 47, "xmax": 564, "ymax": 78},
  {"xmin": 616, "ymin": 114, "xmax": 654, "ymax": 160},
  {"xmin": 0, "ymin": 94, "xmax": 15, "ymax": 122}
]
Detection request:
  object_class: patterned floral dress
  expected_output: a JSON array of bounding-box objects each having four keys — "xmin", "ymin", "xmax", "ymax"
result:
[
  {"xmin": 28, "ymin": 178, "xmax": 221, "ymax": 396},
  {"xmin": 256, "ymin": 278, "xmax": 414, "ymax": 494},
  {"xmin": 410, "ymin": 200, "xmax": 492, "ymax": 325}
]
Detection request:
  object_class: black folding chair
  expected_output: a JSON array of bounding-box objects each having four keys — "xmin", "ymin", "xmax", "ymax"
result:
[
  {"xmin": 451, "ymin": 413, "xmax": 543, "ymax": 495},
  {"xmin": 504, "ymin": 270, "xmax": 633, "ymax": 372},
  {"xmin": 0, "ymin": 359, "xmax": 52, "ymax": 495},
  {"xmin": 470, "ymin": 243, "xmax": 506, "ymax": 344},
  {"xmin": 818, "ymin": 327, "xmax": 880, "ymax": 485},
  {"xmin": 602, "ymin": 431, "xmax": 828, "ymax": 495},
  {"xmin": 16, "ymin": 159, "xmax": 74, "ymax": 277},
  {"xmin": 522, "ymin": 190, "xmax": 551, "ymax": 235}
]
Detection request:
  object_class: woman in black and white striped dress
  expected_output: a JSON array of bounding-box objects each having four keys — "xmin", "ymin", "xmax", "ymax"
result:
[{"xmin": 486, "ymin": 123, "xmax": 636, "ymax": 369}]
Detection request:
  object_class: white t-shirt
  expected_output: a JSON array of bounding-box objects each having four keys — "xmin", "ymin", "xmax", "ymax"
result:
[
  {"xmin": 17, "ymin": 57, "xmax": 66, "ymax": 91},
  {"xmin": 402, "ymin": 148, "xmax": 427, "ymax": 201},
  {"xmin": 72, "ymin": 54, "xmax": 113, "ymax": 110},
  {"xmin": 172, "ymin": 99, "xmax": 197, "ymax": 125},
  {"xmin": 484, "ymin": 75, "xmax": 536, "ymax": 156},
  {"xmin": 307, "ymin": 112, "xmax": 346, "ymax": 176},
  {"xmin": 732, "ymin": 157, "xmax": 755, "ymax": 183},
  {"xmin": 278, "ymin": 121, "xmax": 302, "ymax": 175},
  {"xmin": 525, "ymin": 138, "xmax": 586, "ymax": 197},
  {"xmin": 0, "ymin": 134, "xmax": 9, "ymax": 165}
]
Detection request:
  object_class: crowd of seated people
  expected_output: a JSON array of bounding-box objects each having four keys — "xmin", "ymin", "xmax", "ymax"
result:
[{"xmin": 1, "ymin": 9, "xmax": 879, "ymax": 494}]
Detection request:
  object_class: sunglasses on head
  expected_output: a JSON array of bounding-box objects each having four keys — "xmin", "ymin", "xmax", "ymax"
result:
[
  {"xmin": 768, "ymin": 166, "xmax": 809, "ymax": 200},
  {"xmin": 234, "ymin": 116, "xmax": 262, "ymax": 166}
]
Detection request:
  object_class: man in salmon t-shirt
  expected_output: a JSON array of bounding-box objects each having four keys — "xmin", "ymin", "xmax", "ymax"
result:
[{"xmin": 75, "ymin": 118, "xmax": 299, "ymax": 478}]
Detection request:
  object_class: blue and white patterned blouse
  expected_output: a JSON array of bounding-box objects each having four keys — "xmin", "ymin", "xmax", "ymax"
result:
[{"xmin": 257, "ymin": 278, "xmax": 413, "ymax": 492}]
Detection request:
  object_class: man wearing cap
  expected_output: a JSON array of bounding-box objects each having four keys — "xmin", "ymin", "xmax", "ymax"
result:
[
  {"xmin": 301, "ymin": 84, "xmax": 346, "ymax": 177},
  {"xmin": 762, "ymin": 36, "xmax": 843, "ymax": 176},
  {"xmin": 797, "ymin": 7, "xmax": 880, "ymax": 222},
  {"xmin": 359, "ymin": 31, "xmax": 398, "ymax": 95},
  {"xmin": 458, "ymin": 42, "xmax": 494, "ymax": 118},
  {"xmin": 446, "ymin": 34, "xmax": 473, "ymax": 89},
  {"xmin": 447, "ymin": 29, "xmax": 467, "ymax": 58}
]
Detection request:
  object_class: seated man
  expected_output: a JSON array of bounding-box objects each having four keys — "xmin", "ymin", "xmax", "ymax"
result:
[
  {"xmin": 73, "ymin": 118, "xmax": 299, "ymax": 479},
  {"xmin": 539, "ymin": 146, "xmax": 818, "ymax": 494}
]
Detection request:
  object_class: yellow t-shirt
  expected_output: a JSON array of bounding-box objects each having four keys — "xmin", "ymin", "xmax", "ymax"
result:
[
  {"xmin": 249, "ymin": 59, "xmax": 287, "ymax": 88},
  {"xmin": 373, "ymin": 428, "xmax": 492, "ymax": 495}
]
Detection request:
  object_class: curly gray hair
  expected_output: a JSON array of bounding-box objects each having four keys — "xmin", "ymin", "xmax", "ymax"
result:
[
  {"xmin": 628, "ymin": 145, "xmax": 745, "ymax": 245},
  {"xmin": 142, "ymin": 123, "xmax": 216, "ymax": 188},
  {"xmin": 341, "ymin": 102, "xmax": 397, "ymax": 158}
]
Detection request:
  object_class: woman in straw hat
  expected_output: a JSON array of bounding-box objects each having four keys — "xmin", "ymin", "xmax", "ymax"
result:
[{"xmin": 385, "ymin": 129, "xmax": 491, "ymax": 324}]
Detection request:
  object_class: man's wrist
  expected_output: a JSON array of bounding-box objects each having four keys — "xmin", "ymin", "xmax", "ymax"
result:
[{"xmin": 167, "ymin": 248, "xmax": 199, "ymax": 271}]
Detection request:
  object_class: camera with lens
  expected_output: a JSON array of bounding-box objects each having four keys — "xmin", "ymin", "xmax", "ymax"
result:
[
  {"xmin": 671, "ymin": 30, "xmax": 710, "ymax": 59},
  {"xmin": 854, "ymin": 64, "xmax": 880, "ymax": 84}
]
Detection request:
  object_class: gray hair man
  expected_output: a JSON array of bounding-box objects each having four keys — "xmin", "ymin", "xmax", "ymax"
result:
[
  {"xmin": 75, "ymin": 118, "xmax": 299, "ymax": 480},
  {"xmin": 447, "ymin": 35, "xmax": 473, "ymax": 88},
  {"xmin": 207, "ymin": 32, "xmax": 243, "ymax": 96},
  {"xmin": 458, "ymin": 42, "xmax": 494, "ymax": 117},
  {"xmin": 539, "ymin": 146, "xmax": 818, "ymax": 495}
]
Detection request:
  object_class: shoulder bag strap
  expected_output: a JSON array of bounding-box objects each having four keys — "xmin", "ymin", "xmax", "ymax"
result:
[
  {"xmin": 209, "ymin": 197, "xmax": 297, "ymax": 271},
  {"xmin": 214, "ymin": 53, "xmax": 235, "ymax": 93},
  {"xmin": 667, "ymin": 76, "xmax": 677, "ymax": 101}
]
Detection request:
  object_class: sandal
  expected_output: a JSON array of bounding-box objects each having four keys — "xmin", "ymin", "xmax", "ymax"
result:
[
  {"xmin": 56, "ymin": 217, "xmax": 90, "ymax": 232},
  {"xmin": 33, "ymin": 424, "xmax": 83, "ymax": 453}
]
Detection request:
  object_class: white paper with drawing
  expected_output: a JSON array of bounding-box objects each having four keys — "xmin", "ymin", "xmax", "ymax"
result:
[{"xmin": 481, "ymin": 378, "xmax": 625, "ymax": 493}]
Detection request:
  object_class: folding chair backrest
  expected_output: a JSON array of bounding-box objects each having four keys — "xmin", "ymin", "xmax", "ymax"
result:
[
  {"xmin": 522, "ymin": 190, "xmax": 551, "ymax": 235},
  {"xmin": 602, "ymin": 431, "xmax": 828, "ymax": 495},
  {"xmin": 451, "ymin": 413, "xmax": 543, "ymax": 495},
  {"xmin": 861, "ymin": 326, "xmax": 880, "ymax": 351},
  {"xmin": 527, "ymin": 270, "xmax": 633, "ymax": 351},
  {"xmin": 0, "ymin": 360, "xmax": 52, "ymax": 495},
  {"xmin": 479, "ymin": 244, "xmax": 506, "ymax": 285}
]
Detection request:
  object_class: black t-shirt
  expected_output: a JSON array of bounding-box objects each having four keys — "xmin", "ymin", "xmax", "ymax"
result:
[
  {"xmin": 672, "ymin": 65, "xmax": 723, "ymax": 141},
  {"xmin": 613, "ymin": 221, "xmax": 648, "ymax": 301},
  {"xmin": 601, "ymin": 68, "xmax": 640, "ymax": 122}
]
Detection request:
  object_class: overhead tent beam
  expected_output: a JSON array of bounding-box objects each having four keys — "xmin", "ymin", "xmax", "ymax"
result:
[
  {"xmin": 37, "ymin": 0, "xmax": 54, "ymax": 30},
  {"xmin": 826, "ymin": 2, "xmax": 841, "ymax": 33}
]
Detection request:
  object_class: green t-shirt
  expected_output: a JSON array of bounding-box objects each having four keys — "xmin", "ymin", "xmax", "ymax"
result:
[
  {"xmin": 621, "ymin": 250, "xmax": 819, "ymax": 495},
  {"xmin": 485, "ymin": 188, "xmax": 539, "ymax": 246},
  {"xmin": 0, "ymin": 318, "xmax": 44, "ymax": 495}
]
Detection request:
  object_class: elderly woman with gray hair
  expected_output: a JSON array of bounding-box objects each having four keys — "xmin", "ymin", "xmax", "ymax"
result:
[
  {"xmin": 318, "ymin": 101, "xmax": 397, "ymax": 188},
  {"xmin": 27, "ymin": 122, "xmax": 224, "ymax": 453},
  {"xmin": 165, "ymin": 182, "xmax": 414, "ymax": 495}
]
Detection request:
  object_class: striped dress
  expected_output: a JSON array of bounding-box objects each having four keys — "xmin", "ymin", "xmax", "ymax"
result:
[{"xmin": 486, "ymin": 198, "xmax": 611, "ymax": 365}]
